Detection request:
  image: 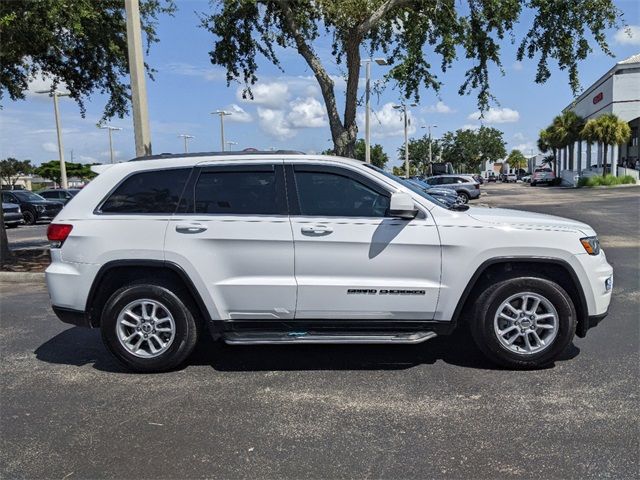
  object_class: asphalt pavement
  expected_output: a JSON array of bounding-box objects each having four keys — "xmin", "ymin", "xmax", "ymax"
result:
[
  {"xmin": 6, "ymin": 223, "xmax": 49, "ymax": 250},
  {"xmin": 1, "ymin": 183, "xmax": 638, "ymax": 479}
]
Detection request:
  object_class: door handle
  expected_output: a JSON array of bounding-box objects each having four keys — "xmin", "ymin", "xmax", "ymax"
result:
[
  {"xmin": 301, "ymin": 225, "xmax": 333, "ymax": 236},
  {"xmin": 175, "ymin": 223, "xmax": 208, "ymax": 234}
]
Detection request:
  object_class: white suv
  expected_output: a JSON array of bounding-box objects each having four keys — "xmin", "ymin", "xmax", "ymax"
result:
[{"xmin": 45, "ymin": 153, "xmax": 613, "ymax": 372}]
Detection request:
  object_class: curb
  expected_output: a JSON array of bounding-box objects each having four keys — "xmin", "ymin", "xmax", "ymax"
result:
[{"xmin": 0, "ymin": 271, "xmax": 45, "ymax": 283}]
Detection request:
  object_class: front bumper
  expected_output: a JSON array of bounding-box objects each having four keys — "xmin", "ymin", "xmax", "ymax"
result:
[{"xmin": 3, "ymin": 213, "xmax": 23, "ymax": 225}]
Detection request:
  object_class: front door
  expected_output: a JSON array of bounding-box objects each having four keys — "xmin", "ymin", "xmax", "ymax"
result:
[
  {"xmin": 288, "ymin": 163, "xmax": 441, "ymax": 320},
  {"xmin": 164, "ymin": 162, "xmax": 296, "ymax": 321}
]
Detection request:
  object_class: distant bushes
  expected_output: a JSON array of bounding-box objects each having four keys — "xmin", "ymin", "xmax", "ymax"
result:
[{"xmin": 577, "ymin": 175, "xmax": 636, "ymax": 187}]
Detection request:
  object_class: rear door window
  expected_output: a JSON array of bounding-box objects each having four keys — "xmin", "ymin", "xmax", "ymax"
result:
[{"xmin": 100, "ymin": 168, "xmax": 191, "ymax": 214}]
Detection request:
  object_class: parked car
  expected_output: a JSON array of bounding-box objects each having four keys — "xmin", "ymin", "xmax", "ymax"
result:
[
  {"xmin": 406, "ymin": 178, "xmax": 463, "ymax": 207},
  {"xmin": 1, "ymin": 190, "xmax": 63, "ymax": 225},
  {"xmin": 531, "ymin": 167, "xmax": 556, "ymax": 186},
  {"xmin": 486, "ymin": 174, "xmax": 497, "ymax": 183},
  {"xmin": 424, "ymin": 175, "xmax": 480, "ymax": 203},
  {"xmin": 45, "ymin": 152, "xmax": 611, "ymax": 372},
  {"xmin": 37, "ymin": 188, "xmax": 80, "ymax": 205},
  {"xmin": 521, "ymin": 175, "xmax": 532, "ymax": 183},
  {"xmin": 2, "ymin": 202, "xmax": 24, "ymax": 228},
  {"xmin": 502, "ymin": 173, "xmax": 517, "ymax": 183},
  {"xmin": 472, "ymin": 174, "xmax": 484, "ymax": 185}
]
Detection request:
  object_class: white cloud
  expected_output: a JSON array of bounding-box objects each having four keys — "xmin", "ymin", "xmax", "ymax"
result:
[
  {"xmin": 42, "ymin": 142, "xmax": 58, "ymax": 153},
  {"xmin": 614, "ymin": 25, "xmax": 640, "ymax": 46},
  {"xmin": 257, "ymin": 108, "xmax": 295, "ymax": 140},
  {"xmin": 287, "ymin": 97, "xmax": 327, "ymax": 128},
  {"xmin": 423, "ymin": 101, "xmax": 455, "ymax": 114},
  {"xmin": 513, "ymin": 132, "xmax": 526, "ymax": 141},
  {"xmin": 461, "ymin": 124, "xmax": 480, "ymax": 131},
  {"xmin": 225, "ymin": 104, "xmax": 253, "ymax": 123},
  {"xmin": 513, "ymin": 142, "xmax": 535, "ymax": 153},
  {"xmin": 26, "ymin": 74, "xmax": 69, "ymax": 98},
  {"xmin": 360, "ymin": 102, "xmax": 417, "ymax": 138},
  {"xmin": 164, "ymin": 62, "xmax": 226, "ymax": 81},
  {"xmin": 237, "ymin": 82, "xmax": 290, "ymax": 109},
  {"xmin": 468, "ymin": 107, "xmax": 520, "ymax": 124}
]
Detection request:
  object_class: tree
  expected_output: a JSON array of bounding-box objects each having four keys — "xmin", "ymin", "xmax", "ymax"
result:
[
  {"xmin": 397, "ymin": 135, "xmax": 442, "ymax": 176},
  {"xmin": 581, "ymin": 113, "xmax": 631, "ymax": 177},
  {"xmin": 34, "ymin": 161, "xmax": 97, "ymax": 186},
  {"xmin": 552, "ymin": 111, "xmax": 584, "ymax": 171},
  {"xmin": 323, "ymin": 139, "xmax": 389, "ymax": 168},
  {"xmin": 201, "ymin": 0, "xmax": 621, "ymax": 158},
  {"xmin": 537, "ymin": 126, "xmax": 562, "ymax": 175},
  {"xmin": 0, "ymin": 0, "xmax": 175, "ymax": 120},
  {"xmin": 440, "ymin": 127, "xmax": 506, "ymax": 172},
  {"xmin": 0, "ymin": 158, "xmax": 32, "ymax": 187},
  {"xmin": 507, "ymin": 149, "xmax": 527, "ymax": 172}
]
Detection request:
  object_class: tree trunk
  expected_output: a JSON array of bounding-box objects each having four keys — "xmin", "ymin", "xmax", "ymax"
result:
[
  {"xmin": 0, "ymin": 208, "xmax": 10, "ymax": 265},
  {"xmin": 602, "ymin": 144, "xmax": 608, "ymax": 177}
]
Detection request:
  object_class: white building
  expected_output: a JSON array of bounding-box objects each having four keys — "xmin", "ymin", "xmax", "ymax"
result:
[{"xmin": 560, "ymin": 53, "xmax": 640, "ymax": 185}]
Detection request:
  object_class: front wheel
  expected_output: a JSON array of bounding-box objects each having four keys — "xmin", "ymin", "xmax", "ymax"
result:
[
  {"xmin": 469, "ymin": 277, "xmax": 576, "ymax": 369},
  {"xmin": 22, "ymin": 210, "xmax": 36, "ymax": 225},
  {"xmin": 101, "ymin": 284, "xmax": 198, "ymax": 372}
]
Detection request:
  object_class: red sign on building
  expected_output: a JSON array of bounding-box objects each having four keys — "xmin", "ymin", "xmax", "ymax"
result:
[{"xmin": 593, "ymin": 92, "xmax": 603, "ymax": 104}]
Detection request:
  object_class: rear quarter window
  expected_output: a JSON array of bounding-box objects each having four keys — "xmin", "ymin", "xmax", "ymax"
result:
[{"xmin": 100, "ymin": 168, "xmax": 191, "ymax": 214}]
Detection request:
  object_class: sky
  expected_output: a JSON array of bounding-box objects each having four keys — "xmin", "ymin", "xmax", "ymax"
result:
[{"xmin": 1, "ymin": 0, "xmax": 639, "ymax": 170}]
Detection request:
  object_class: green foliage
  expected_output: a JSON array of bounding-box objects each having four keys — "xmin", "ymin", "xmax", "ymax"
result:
[
  {"xmin": 397, "ymin": 135, "xmax": 442, "ymax": 175},
  {"xmin": 0, "ymin": 158, "xmax": 33, "ymax": 186},
  {"xmin": 34, "ymin": 161, "xmax": 97, "ymax": 185},
  {"xmin": 507, "ymin": 149, "xmax": 527, "ymax": 171},
  {"xmin": 323, "ymin": 139, "xmax": 389, "ymax": 168},
  {"xmin": 581, "ymin": 113, "xmax": 631, "ymax": 177},
  {"xmin": 440, "ymin": 126, "xmax": 506, "ymax": 172},
  {"xmin": 392, "ymin": 164, "xmax": 419, "ymax": 177},
  {"xmin": 200, "ymin": 0, "xmax": 621, "ymax": 156},
  {"xmin": 577, "ymin": 174, "xmax": 636, "ymax": 187},
  {"xmin": 0, "ymin": 0, "xmax": 175, "ymax": 120}
]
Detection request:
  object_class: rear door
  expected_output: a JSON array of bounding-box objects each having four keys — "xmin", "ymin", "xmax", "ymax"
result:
[
  {"xmin": 164, "ymin": 161, "xmax": 296, "ymax": 321},
  {"xmin": 288, "ymin": 163, "xmax": 441, "ymax": 320}
]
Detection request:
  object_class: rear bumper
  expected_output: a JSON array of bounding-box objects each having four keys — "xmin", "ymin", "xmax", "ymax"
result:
[
  {"xmin": 3, "ymin": 213, "xmax": 23, "ymax": 224},
  {"xmin": 52, "ymin": 305, "xmax": 91, "ymax": 327}
]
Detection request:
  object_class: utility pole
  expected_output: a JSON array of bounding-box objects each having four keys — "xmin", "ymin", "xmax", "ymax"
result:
[
  {"xmin": 35, "ymin": 89, "xmax": 69, "ymax": 188},
  {"xmin": 422, "ymin": 124, "xmax": 438, "ymax": 164},
  {"xmin": 100, "ymin": 125, "xmax": 122, "ymax": 163},
  {"xmin": 393, "ymin": 103, "xmax": 417, "ymax": 178},
  {"xmin": 125, "ymin": 0, "xmax": 152, "ymax": 157},
  {"xmin": 178, "ymin": 134, "xmax": 195, "ymax": 153},
  {"xmin": 361, "ymin": 58, "xmax": 389, "ymax": 163},
  {"xmin": 211, "ymin": 110, "xmax": 232, "ymax": 151}
]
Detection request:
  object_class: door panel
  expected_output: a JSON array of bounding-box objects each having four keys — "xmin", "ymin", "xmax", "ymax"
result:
[
  {"xmin": 164, "ymin": 163, "xmax": 296, "ymax": 321},
  {"xmin": 289, "ymin": 165, "xmax": 441, "ymax": 320}
]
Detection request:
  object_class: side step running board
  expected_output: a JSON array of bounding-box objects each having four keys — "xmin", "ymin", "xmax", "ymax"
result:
[{"xmin": 223, "ymin": 331, "xmax": 437, "ymax": 345}]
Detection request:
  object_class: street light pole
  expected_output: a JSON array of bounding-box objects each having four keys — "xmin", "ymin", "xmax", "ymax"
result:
[
  {"xmin": 226, "ymin": 141, "xmax": 238, "ymax": 150},
  {"xmin": 36, "ymin": 89, "xmax": 69, "ymax": 188},
  {"xmin": 393, "ymin": 103, "xmax": 417, "ymax": 178},
  {"xmin": 212, "ymin": 111, "xmax": 232, "ymax": 151},
  {"xmin": 100, "ymin": 125, "xmax": 123, "ymax": 163},
  {"xmin": 178, "ymin": 134, "xmax": 195, "ymax": 153},
  {"xmin": 422, "ymin": 124, "xmax": 438, "ymax": 164},
  {"xmin": 361, "ymin": 58, "xmax": 389, "ymax": 163},
  {"xmin": 125, "ymin": 0, "xmax": 152, "ymax": 157}
]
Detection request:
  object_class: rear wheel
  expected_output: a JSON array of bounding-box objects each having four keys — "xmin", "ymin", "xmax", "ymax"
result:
[
  {"xmin": 469, "ymin": 277, "xmax": 576, "ymax": 369},
  {"xmin": 458, "ymin": 191, "xmax": 470, "ymax": 204},
  {"xmin": 101, "ymin": 284, "xmax": 198, "ymax": 372}
]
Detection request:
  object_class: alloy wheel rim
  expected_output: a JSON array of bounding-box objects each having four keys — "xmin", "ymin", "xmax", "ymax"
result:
[
  {"xmin": 493, "ymin": 292, "xmax": 558, "ymax": 355},
  {"xmin": 116, "ymin": 299, "xmax": 176, "ymax": 358}
]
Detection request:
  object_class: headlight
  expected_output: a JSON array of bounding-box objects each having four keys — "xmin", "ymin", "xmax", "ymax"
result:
[{"xmin": 580, "ymin": 236, "xmax": 600, "ymax": 255}]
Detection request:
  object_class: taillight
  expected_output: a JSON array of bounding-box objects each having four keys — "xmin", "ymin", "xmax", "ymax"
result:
[
  {"xmin": 47, "ymin": 223, "xmax": 73, "ymax": 248},
  {"xmin": 475, "ymin": 184, "xmax": 480, "ymax": 189}
]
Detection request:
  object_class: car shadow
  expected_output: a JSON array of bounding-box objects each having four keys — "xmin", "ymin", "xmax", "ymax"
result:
[{"xmin": 34, "ymin": 326, "xmax": 580, "ymax": 374}]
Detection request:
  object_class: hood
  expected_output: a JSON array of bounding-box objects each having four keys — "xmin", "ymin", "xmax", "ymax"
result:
[{"xmin": 466, "ymin": 207, "xmax": 594, "ymax": 236}]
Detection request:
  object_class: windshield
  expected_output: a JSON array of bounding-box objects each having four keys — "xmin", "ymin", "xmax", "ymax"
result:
[
  {"xmin": 13, "ymin": 190, "xmax": 47, "ymax": 202},
  {"xmin": 364, "ymin": 165, "xmax": 455, "ymax": 209}
]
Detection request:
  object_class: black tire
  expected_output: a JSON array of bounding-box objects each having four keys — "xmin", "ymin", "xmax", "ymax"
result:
[
  {"xmin": 22, "ymin": 209, "xmax": 36, "ymax": 225},
  {"xmin": 458, "ymin": 191, "xmax": 470, "ymax": 204},
  {"xmin": 5, "ymin": 223, "xmax": 18, "ymax": 229},
  {"xmin": 469, "ymin": 277, "xmax": 576, "ymax": 369},
  {"xmin": 101, "ymin": 284, "xmax": 198, "ymax": 372},
  {"xmin": 530, "ymin": 182, "xmax": 537, "ymax": 187}
]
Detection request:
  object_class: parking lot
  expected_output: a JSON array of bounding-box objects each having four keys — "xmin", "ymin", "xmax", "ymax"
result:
[{"xmin": 1, "ymin": 183, "xmax": 639, "ymax": 479}]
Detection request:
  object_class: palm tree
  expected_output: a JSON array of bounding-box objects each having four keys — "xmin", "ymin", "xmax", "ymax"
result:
[
  {"xmin": 552, "ymin": 111, "xmax": 584, "ymax": 171},
  {"xmin": 581, "ymin": 113, "xmax": 631, "ymax": 177},
  {"xmin": 538, "ymin": 126, "xmax": 561, "ymax": 175}
]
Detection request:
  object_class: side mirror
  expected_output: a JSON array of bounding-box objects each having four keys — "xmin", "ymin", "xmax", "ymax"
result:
[{"xmin": 388, "ymin": 192, "xmax": 418, "ymax": 219}]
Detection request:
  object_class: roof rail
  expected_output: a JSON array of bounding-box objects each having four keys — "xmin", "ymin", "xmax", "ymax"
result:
[{"xmin": 129, "ymin": 150, "xmax": 306, "ymax": 161}]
